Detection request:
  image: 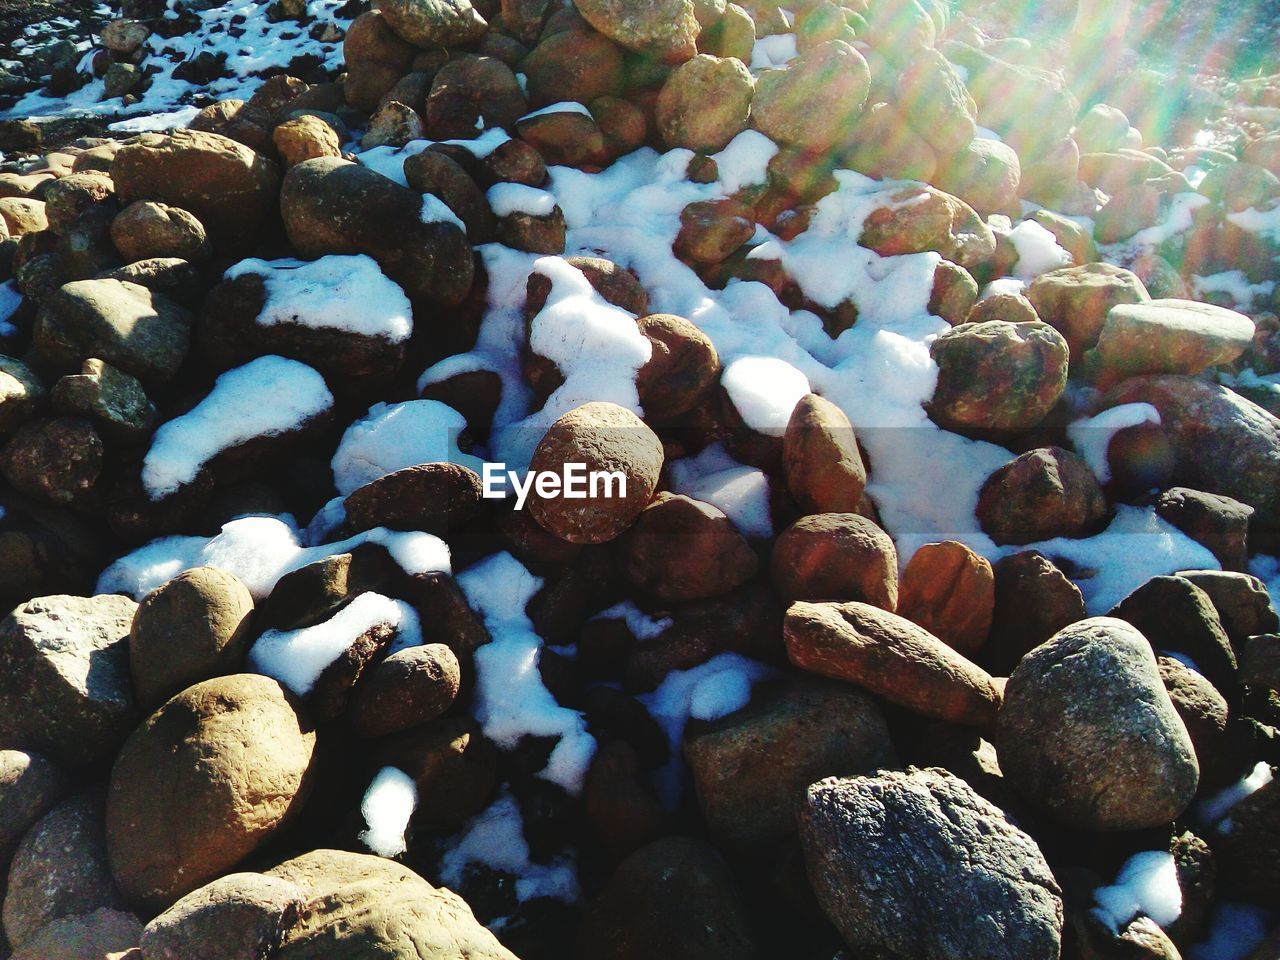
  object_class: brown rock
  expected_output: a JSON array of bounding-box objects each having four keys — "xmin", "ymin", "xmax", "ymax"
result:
[
  {"xmin": 985, "ymin": 551, "xmax": 1085, "ymax": 675},
  {"xmin": 753, "ymin": 40, "xmax": 870, "ymax": 150},
  {"xmin": 348, "ymin": 643, "xmax": 461, "ymax": 737},
  {"xmin": 771, "ymin": 513, "xmax": 898, "ymax": 609},
  {"xmin": 139, "ymin": 872, "xmax": 304, "ymax": 960},
  {"xmin": 0, "ymin": 198, "xmax": 48, "ymax": 237},
  {"xmin": 673, "ymin": 198, "xmax": 754, "ymax": 263},
  {"xmin": 342, "ymin": 11, "xmax": 415, "ymax": 112},
  {"xmin": 840, "ymin": 100, "xmax": 939, "ymax": 182},
  {"xmin": 0, "ymin": 357, "xmax": 46, "ymax": 434},
  {"xmin": 928, "ymin": 259, "xmax": 980, "ymax": 324},
  {"xmin": 635, "ymin": 313, "xmax": 719, "ymax": 424},
  {"xmin": 361, "ymin": 99, "xmax": 426, "ymax": 149},
  {"xmin": 0, "ymin": 749, "xmax": 67, "ymax": 850},
  {"xmin": 106, "ymin": 674, "xmax": 317, "ymax": 909},
  {"xmin": 516, "ymin": 109, "xmax": 607, "ymax": 168},
  {"xmin": 343, "ymin": 462, "xmax": 484, "ymax": 536},
  {"xmin": 520, "ymin": 29, "xmax": 625, "ymax": 107},
  {"xmin": 976, "ymin": 447, "xmax": 1108, "ymax": 546},
  {"xmin": 897, "ymin": 540, "xmax": 993, "ymax": 655},
  {"xmin": 110, "ymin": 201, "xmax": 211, "ymax": 263},
  {"xmin": 584, "ymin": 740, "xmax": 673, "ymax": 860},
  {"xmin": 618, "ymin": 492, "xmax": 758, "ymax": 602},
  {"xmin": 374, "ymin": 0, "xmax": 488, "ymax": 48},
  {"xmin": 10, "ymin": 907, "xmax": 140, "ymax": 960},
  {"xmin": 42, "ymin": 172, "xmax": 116, "ymax": 233},
  {"xmin": 423, "ymin": 55, "xmax": 526, "ymax": 140},
  {"xmin": 1158, "ymin": 655, "xmax": 1234, "ymax": 790},
  {"xmin": 572, "ymin": 0, "xmax": 700, "ymax": 63},
  {"xmin": 656, "ymin": 54, "xmax": 753, "ymax": 152},
  {"xmin": 784, "ymin": 600, "xmax": 1003, "ymax": 726},
  {"xmin": 965, "ymin": 292, "xmax": 1039, "ymax": 325},
  {"xmin": 404, "ymin": 149, "xmax": 495, "ymax": 242},
  {"xmin": 1026, "ymin": 262, "xmax": 1150, "ymax": 355},
  {"xmin": 894, "ymin": 47, "xmax": 977, "ymax": 155},
  {"xmin": 934, "ymin": 137, "xmax": 1021, "ymax": 214},
  {"xmin": 0, "ymin": 416, "xmax": 103, "ymax": 506},
  {"xmin": 781, "ymin": 393, "xmax": 866, "ymax": 514},
  {"xmin": 859, "ymin": 184, "xmax": 996, "ymax": 272},
  {"xmin": 272, "ymin": 115, "xmax": 342, "ymax": 167}
]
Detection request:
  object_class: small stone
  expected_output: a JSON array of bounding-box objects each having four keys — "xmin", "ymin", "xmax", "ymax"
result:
[
  {"xmin": 343, "ymin": 462, "xmax": 484, "ymax": 536},
  {"xmin": 361, "ymin": 99, "xmax": 425, "ymax": 149},
  {"xmin": 995, "ymin": 616, "xmax": 1199, "ymax": 830},
  {"xmin": 770, "ymin": 513, "xmax": 898, "ymax": 608},
  {"xmin": 50, "ymin": 358, "xmax": 157, "ymax": 444},
  {"xmin": 635, "ymin": 313, "xmax": 720, "ymax": 424},
  {"xmin": 103, "ymin": 62, "xmax": 141, "ymax": 100},
  {"xmin": 101, "ymin": 18, "xmax": 150, "ymax": 55},
  {"xmin": 516, "ymin": 109, "xmax": 607, "ymax": 168},
  {"xmin": 272, "ymin": 115, "xmax": 342, "ymax": 167},
  {"xmin": 348, "ymin": 642, "xmax": 461, "ymax": 737},
  {"xmin": 976, "ymin": 446, "xmax": 1108, "ymax": 546},
  {"xmin": 785, "ymin": 600, "xmax": 1002, "ymax": 726},
  {"xmin": 673, "ymin": 198, "xmax": 754, "ymax": 263}
]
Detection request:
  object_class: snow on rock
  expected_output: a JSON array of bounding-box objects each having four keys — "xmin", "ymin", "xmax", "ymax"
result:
[
  {"xmin": 224, "ymin": 256, "xmax": 413, "ymax": 342},
  {"xmin": 457, "ymin": 551, "xmax": 596, "ymax": 795},
  {"xmin": 331, "ymin": 400, "xmax": 485, "ymax": 497},
  {"xmin": 1067, "ymin": 403, "xmax": 1162, "ymax": 483},
  {"xmin": 1008, "ymin": 219, "xmax": 1072, "ymax": 278},
  {"xmin": 359, "ymin": 128, "xmax": 512, "ymax": 185},
  {"xmin": 487, "ymin": 183, "xmax": 559, "ymax": 218},
  {"xmin": 721, "ymin": 356, "xmax": 811, "ymax": 436},
  {"xmin": 518, "ymin": 101, "xmax": 592, "ymax": 122},
  {"xmin": 1197, "ymin": 761, "xmax": 1275, "ymax": 829},
  {"xmin": 1091, "ymin": 850, "xmax": 1182, "ymax": 933},
  {"xmin": 97, "ymin": 516, "xmax": 450, "ymax": 600},
  {"xmin": 248, "ymin": 592, "xmax": 410, "ymax": 696},
  {"xmin": 710, "ymin": 130, "xmax": 778, "ymax": 194},
  {"xmin": 750, "ymin": 32, "xmax": 797, "ymax": 70},
  {"xmin": 141, "ymin": 356, "xmax": 334, "ymax": 500},
  {"xmin": 668, "ymin": 443, "xmax": 775, "ymax": 539},
  {"xmin": 421, "ymin": 193, "xmax": 467, "ymax": 232},
  {"xmin": 359, "ymin": 766, "xmax": 418, "ymax": 858}
]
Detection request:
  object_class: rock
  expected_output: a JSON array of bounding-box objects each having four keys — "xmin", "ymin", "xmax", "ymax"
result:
[
  {"xmin": 752, "ymin": 40, "xmax": 870, "ymax": 150},
  {"xmin": 0, "ymin": 198, "xmax": 48, "ymax": 237},
  {"xmin": 784, "ymin": 600, "xmax": 1002, "ymax": 726},
  {"xmin": 0, "ymin": 594, "xmax": 137, "ymax": 769},
  {"xmin": 800, "ymin": 769, "xmax": 1063, "ymax": 960},
  {"xmin": 966, "ymin": 291, "xmax": 1039, "ymax": 325},
  {"xmin": 0, "ymin": 749, "xmax": 67, "ymax": 850},
  {"xmin": 1179, "ymin": 569, "xmax": 1279, "ymax": 647},
  {"xmin": 897, "ymin": 540, "xmax": 993, "ymax": 655},
  {"xmin": 1197, "ymin": 161, "xmax": 1280, "ymax": 213},
  {"xmin": 1082, "ymin": 299, "xmax": 1255, "ymax": 389},
  {"xmin": 584, "ymin": 740, "xmax": 672, "ymax": 860},
  {"xmin": 1243, "ymin": 634, "xmax": 1280, "ymax": 691},
  {"xmin": 258, "ymin": 543, "xmax": 399, "ymax": 631},
  {"xmin": 343, "ymin": 462, "xmax": 484, "ymax": 536},
  {"xmin": 128, "ymin": 567, "xmax": 256, "ymax": 711},
  {"xmin": 617, "ymin": 492, "xmax": 758, "ymax": 601},
  {"xmin": 895, "ymin": 47, "xmax": 977, "ymax": 156},
  {"xmin": 110, "ymin": 200, "xmax": 211, "ymax": 263},
  {"xmin": 576, "ymin": 836, "xmax": 760, "ymax": 959},
  {"xmin": 934, "ymin": 137, "xmax": 1021, "ymax": 214},
  {"xmin": 0, "ymin": 357, "xmax": 46, "ymax": 434},
  {"xmin": 656, "ymin": 54, "xmax": 753, "ymax": 152},
  {"xmin": 33, "ymin": 279, "xmax": 192, "ymax": 384},
  {"xmin": 1156, "ymin": 488, "xmax": 1253, "ymax": 573},
  {"xmin": 57, "ymin": 205, "xmax": 124, "ymax": 281},
  {"xmin": 994, "ymin": 616, "xmax": 1199, "ymax": 830},
  {"xmin": 495, "ymin": 204, "xmax": 566, "ymax": 253},
  {"xmin": 1105, "ymin": 375, "xmax": 1280, "ymax": 530},
  {"xmin": 1026, "ymin": 262, "xmax": 1150, "ymax": 355},
  {"xmin": 859, "ymin": 184, "xmax": 996, "ymax": 272},
  {"xmin": 572, "ymin": 0, "xmax": 699, "ymax": 63},
  {"xmin": 9, "ymin": 907, "xmax": 140, "ymax": 960},
  {"xmin": 139, "ymin": 872, "xmax": 304, "ymax": 960},
  {"xmin": 404, "ymin": 149, "xmax": 495, "ymax": 242},
  {"xmin": 104, "ymin": 62, "xmax": 142, "ymax": 100},
  {"xmin": 348, "ymin": 643, "xmax": 461, "ymax": 737},
  {"xmin": 0, "ymin": 416, "xmax": 104, "ymax": 506},
  {"xmin": 264, "ymin": 848, "xmax": 518, "ymax": 958},
  {"xmin": 342, "ymin": 11, "xmax": 416, "ymax": 112},
  {"xmin": 42, "ymin": 172, "xmax": 115, "ymax": 233},
  {"xmin": 985, "ymin": 551, "xmax": 1085, "ymax": 675},
  {"xmin": 0, "ymin": 494, "xmax": 104, "ymax": 608},
  {"xmin": 976, "ymin": 447, "xmax": 1108, "ymax": 546},
  {"xmin": 281, "ymin": 157, "xmax": 474, "ymax": 305},
  {"xmin": 673, "ymin": 197, "xmax": 753, "ymax": 263},
  {"xmin": 272, "ymin": 115, "xmax": 342, "ymax": 167},
  {"xmin": 515, "ymin": 109, "xmax": 607, "ymax": 168},
  {"xmin": 102, "ymin": 18, "xmax": 150, "ymax": 54},
  {"xmin": 1158, "ymin": 655, "xmax": 1234, "ymax": 790},
  {"xmin": 1094, "ymin": 183, "xmax": 1162, "ymax": 243},
  {"xmin": 106, "ymin": 674, "xmax": 317, "ymax": 909},
  {"xmin": 187, "ymin": 100, "xmax": 275, "ymax": 156},
  {"xmin": 634, "ymin": 313, "xmax": 720, "ymax": 424},
  {"xmin": 423, "ymin": 55, "xmax": 526, "ymax": 140},
  {"xmin": 94, "ymin": 258, "xmax": 204, "ymax": 308},
  {"xmin": 361, "ymin": 99, "xmax": 426, "ymax": 149},
  {"xmin": 110, "ymin": 130, "xmax": 280, "ymax": 250},
  {"xmin": 49, "ymin": 358, "xmax": 157, "ymax": 444},
  {"xmin": 770, "ymin": 513, "xmax": 898, "ymax": 608},
  {"xmin": 1074, "ymin": 104, "xmax": 1131, "ymax": 154},
  {"xmin": 520, "ymin": 29, "xmax": 624, "ymax": 108},
  {"xmin": 1212, "ymin": 772, "xmax": 1280, "ymax": 905},
  {"xmin": 781, "ymin": 393, "xmax": 866, "ymax": 514},
  {"xmin": 840, "ymin": 100, "xmax": 939, "ymax": 182},
  {"xmin": 374, "ymin": 0, "xmax": 488, "ymax": 49},
  {"xmin": 527, "ymin": 401, "xmax": 664, "ymax": 544},
  {"xmin": 928, "ymin": 320, "xmax": 1068, "ymax": 432},
  {"xmin": 3, "ymin": 792, "xmax": 126, "ymax": 950},
  {"xmin": 1109, "ymin": 576, "xmax": 1238, "ymax": 694},
  {"xmin": 684, "ymin": 679, "xmax": 894, "ymax": 858}
]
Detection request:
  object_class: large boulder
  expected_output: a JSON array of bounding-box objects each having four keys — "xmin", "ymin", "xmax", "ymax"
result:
[
  {"xmin": 264, "ymin": 848, "xmax": 519, "ymax": 958},
  {"xmin": 994, "ymin": 617, "xmax": 1199, "ymax": 830},
  {"xmin": 934, "ymin": 137, "xmax": 1021, "ymax": 215},
  {"xmin": 859, "ymin": 184, "xmax": 996, "ymax": 272},
  {"xmin": 1026, "ymin": 262, "xmax": 1150, "ymax": 356},
  {"xmin": 106, "ymin": 674, "xmax": 317, "ymax": 909},
  {"xmin": 800, "ymin": 769, "xmax": 1063, "ymax": 960},
  {"xmin": 897, "ymin": 540, "xmax": 994, "ymax": 655},
  {"xmin": 139, "ymin": 872, "xmax": 305, "ymax": 960},
  {"xmin": 976, "ymin": 446, "xmax": 1108, "ymax": 545},
  {"xmin": 280, "ymin": 157, "xmax": 474, "ymax": 305},
  {"xmin": 374, "ymin": 0, "xmax": 488, "ymax": 48},
  {"xmin": 770, "ymin": 513, "xmax": 898, "ymax": 608},
  {"xmin": 110, "ymin": 130, "xmax": 280, "ymax": 250},
  {"xmin": 33, "ymin": 279, "xmax": 192, "ymax": 385},
  {"xmin": 784, "ymin": 600, "xmax": 1002, "ymax": 726},
  {"xmin": 572, "ymin": 0, "xmax": 700, "ymax": 63},
  {"xmin": 9, "ymin": 907, "xmax": 141, "ymax": 960},
  {"xmin": 0, "ymin": 594, "xmax": 138, "ymax": 769},
  {"xmin": 656, "ymin": 54, "xmax": 754, "ymax": 152},
  {"xmin": 0, "ymin": 749, "xmax": 68, "ymax": 850},
  {"xmin": 752, "ymin": 40, "xmax": 871, "ymax": 150}
]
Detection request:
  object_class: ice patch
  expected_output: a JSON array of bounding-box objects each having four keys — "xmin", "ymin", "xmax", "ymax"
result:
[
  {"xmin": 1066, "ymin": 403, "xmax": 1161, "ymax": 483},
  {"xmin": 331, "ymin": 400, "xmax": 484, "ymax": 496},
  {"xmin": 141, "ymin": 356, "xmax": 333, "ymax": 500},
  {"xmin": 1091, "ymin": 850, "xmax": 1182, "ymax": 933},
  {"xmin": 224, "ymin": 256, "xmax": 413, "ymax": 342},
  {"xmin": 359, "ymin": 766, "xmax": 418, "ymax": 858}
]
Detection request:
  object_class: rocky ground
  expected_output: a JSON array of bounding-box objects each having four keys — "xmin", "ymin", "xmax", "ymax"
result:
[{"xmin": 1, "ymin": 0, "xmax": 1280, "ymax": 959}]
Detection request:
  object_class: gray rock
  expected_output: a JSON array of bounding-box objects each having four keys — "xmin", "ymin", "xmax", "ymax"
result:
[
  {"xmin": 1156, "ymin": 487, "xmax": 1253, "ymax": 573},
  {"xmin": 799, "ymin": 768, "xmax": 1063, "ymax": 960},
  {"xmin": 10, "ymin": 907, "xmax": 140, "ymax": 960},
  {"xmin": 0, "ymin": 749, "xmax": 67, "ymax": 851},
  {"xmin": 140, "ymin": 872, "xmax": 304, "ymax": 960},
  {"xmin": 1178, "ymin": 569, "xmax": 1279, "ymax": 649},
  {"xmin": 0, "ymin": 594, "xmax": 138, "ymax": 769},
  {"xmin": 994, "ymin": 616, "xmax": 1199, "ymax": 830},
  {"xmin": 50, "ymin": 358, "xmax": 157, "ymax": 444}
]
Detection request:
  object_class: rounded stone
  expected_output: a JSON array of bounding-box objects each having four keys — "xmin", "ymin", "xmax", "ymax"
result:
[
  {"xmin": 771, "ymin": 513, "xmax": 898, "ymax": 609},
  {"xmin": 656, "ymin": 54, "xmax": 754, "ymax": 152}
]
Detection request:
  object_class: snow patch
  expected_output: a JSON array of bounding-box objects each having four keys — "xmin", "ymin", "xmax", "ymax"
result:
[
  {"xmin": 1091, "ymin": 850, "xmax": 1182, "ymax": 933},
  {"xmin": 1066, "ymin": 403, "xmax": 1162, "ymax": 483},
  {"xmin": 331, "ymin": 400, "xmax": 484, "ymax": 496},
  {"xmin": 359, "ymin": 766, "xmax": 418, "ymax": 858}
]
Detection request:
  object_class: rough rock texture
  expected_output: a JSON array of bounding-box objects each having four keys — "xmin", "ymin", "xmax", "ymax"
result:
[
  {"xmin": 374, "ymin": 0, "xmax": 488, "ymax": 50},
  {"xmin": 572, "ymin": 0, "xmax": 700, "ymax": 63},
  {"xmin": 1179, "ymin": 569, "xmax": 1279, "ymax": 647},
  {"xmin": 1026, "ymin": 262, "xmax": 1150, "ymax": 355},
  {"xmin": 0, "ymin": 749, "xmax": 67, "ymax": 850},
  {"xmin": 656, "ymin": 54, "xmax": 753, "ymax": 152},
  {"xmin": 976, "ymin": 446, "xmax": 1108, "ymax": 546},
  {"xmin": 859, "ymin": 184, "xmax": 996, "ymax": 272},
  {"xmin": 752, "ymin": 40, "xmax": 871, "ymax": 150},
  {"xmin": 897, "ymin": 540, "xmax": 994, "ymax": 655},
  {"xmin": 106, "ymin": 674, "xmax": 318, "ymax": 909},
  {"xmin": 770, "ymin": 513, "xmax": 898, "ymax": 608},
  {"xmin": 264, "ymin": 848, "xmax": 519, "ymax": 958},
  {"xmin": 9, "ymin": 907, "xmax": 141, "ymax": 960},
  {"xmin": 349, "ymin": 643, "xmax": 461, "ymax": 737},
  {"xmin": 139, "ymin": 872, "xmax": 305, "ymax": 960},
  {"xmin": 985, "ymin": 550, "xmax": 1086, "ymax": 675},
  {"xmin": 343, "ymin": 462, "xmax": 484, "ymax": 536},
  {"xmin": 1156, "ymin": 487, "xmax": 1253, "ymax": 572},
  {"xmin": 781, "ymin": 393, "xmax": 866, "ymax": 514},
  {"xmin": 784, "ymin": 600, "xmax": 1002, "ymax": 726},
  {"xmin": 994, "ymin": 617, "xmax": 1200, "ymax": 830},
  {"xmin": 800, "ymin": 769, "xmax": 1063, "ymax": 960},
  {"xmin": 0, "ymin": 593, "xmax": 138, "ymax": 769}
]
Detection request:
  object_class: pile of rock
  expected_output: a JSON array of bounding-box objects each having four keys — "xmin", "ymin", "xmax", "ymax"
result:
[{"xmin": 0, "ymin": 0, "xmax": 1279, "ymax": 957}]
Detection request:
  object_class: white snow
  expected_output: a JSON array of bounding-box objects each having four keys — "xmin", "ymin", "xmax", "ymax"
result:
[
  {"xmin": 751, "ymin": 33, "xmax": 797, "ymax": 70},
  {"xmin": 668, "ymin": 443, "xmax": 775, "ymax": 539},
  {"xmin": 592, "ymin": 601, "xmax": 673, "ymax": 641},
  {"xmin": 1066, "ymin": 403, "xmax": 1162, "ymax": 483},
  {"xmin": 1228, "ymin": 202, "xmax": 1280, "ymax": 238},
  {"xmin": 359, "ymin": 766, "xmax": 418, "ymax": 858},
  {"xmin": 518, "ymin": 101, "xmax": 592, "ymax": 122},
  {"xmin": 247, "ymin": 591, "xmax": 408, "ymax": 695},
  {"xmin": 1192, "ymin": 270, "xmax": 1276, "ymax": 310},
  {"xmin": 331, "ymin": 400, "xmax": 485, "ymax": 497},
  {"xmin": 487, "ymin": 183, "xmax": 558, "ymax": 218},
  {"xmin": 711, "ymin": 130, "xmax": 778, "ymax": 194},
  {"xmin": 141, "ymin": 356, "xmax": 334, "ymax": 500},
  {"xmin": 0, "ymin": 280, "xmax": 22, "ymax": 323},
  {"xmin": 1091, "ymin": 850, "xmax": 1182, "ymax": 933},
  {"xmin": 1197, "ymin": 761, "xmax": 1275, "ymax": 828},
  {"xmin": 1008, "ymin": 219, "xmax": 1072, "ymax": 277},
  {"xmin": 358, "ymin": 128, "xmax": 512, "ymax": 185},
  {"xmin": 1103, "ymin": 192, "xmax": 1210, "ymax": 254},
  {"xmin": 421, "ymin": 193, "xmax": 467, "ymax": 232},
  {"xmin": 721, "ymin": 356, "xmax": 810, "ymax": 436},
  {"xmin": 107, "ymin": 105, "xmax": 201, "ymax": 132},
  {"xmin": 458, "ymin": 552, "xmax": 596, "ymax": 795},
  {"xmin": 224, "ymin": 256, "xmax": 413, "ymax": 342},
  {"xmin": 438, "ymin": 791, "xmax": 580, "ymax": 906},
  {"xmin": 981, "ymin": 277, "xmax": 1028, "ymax": 299},
  {"xmin": 96, "ymin": 515, "xmax": 450, "ymax": 600}
]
